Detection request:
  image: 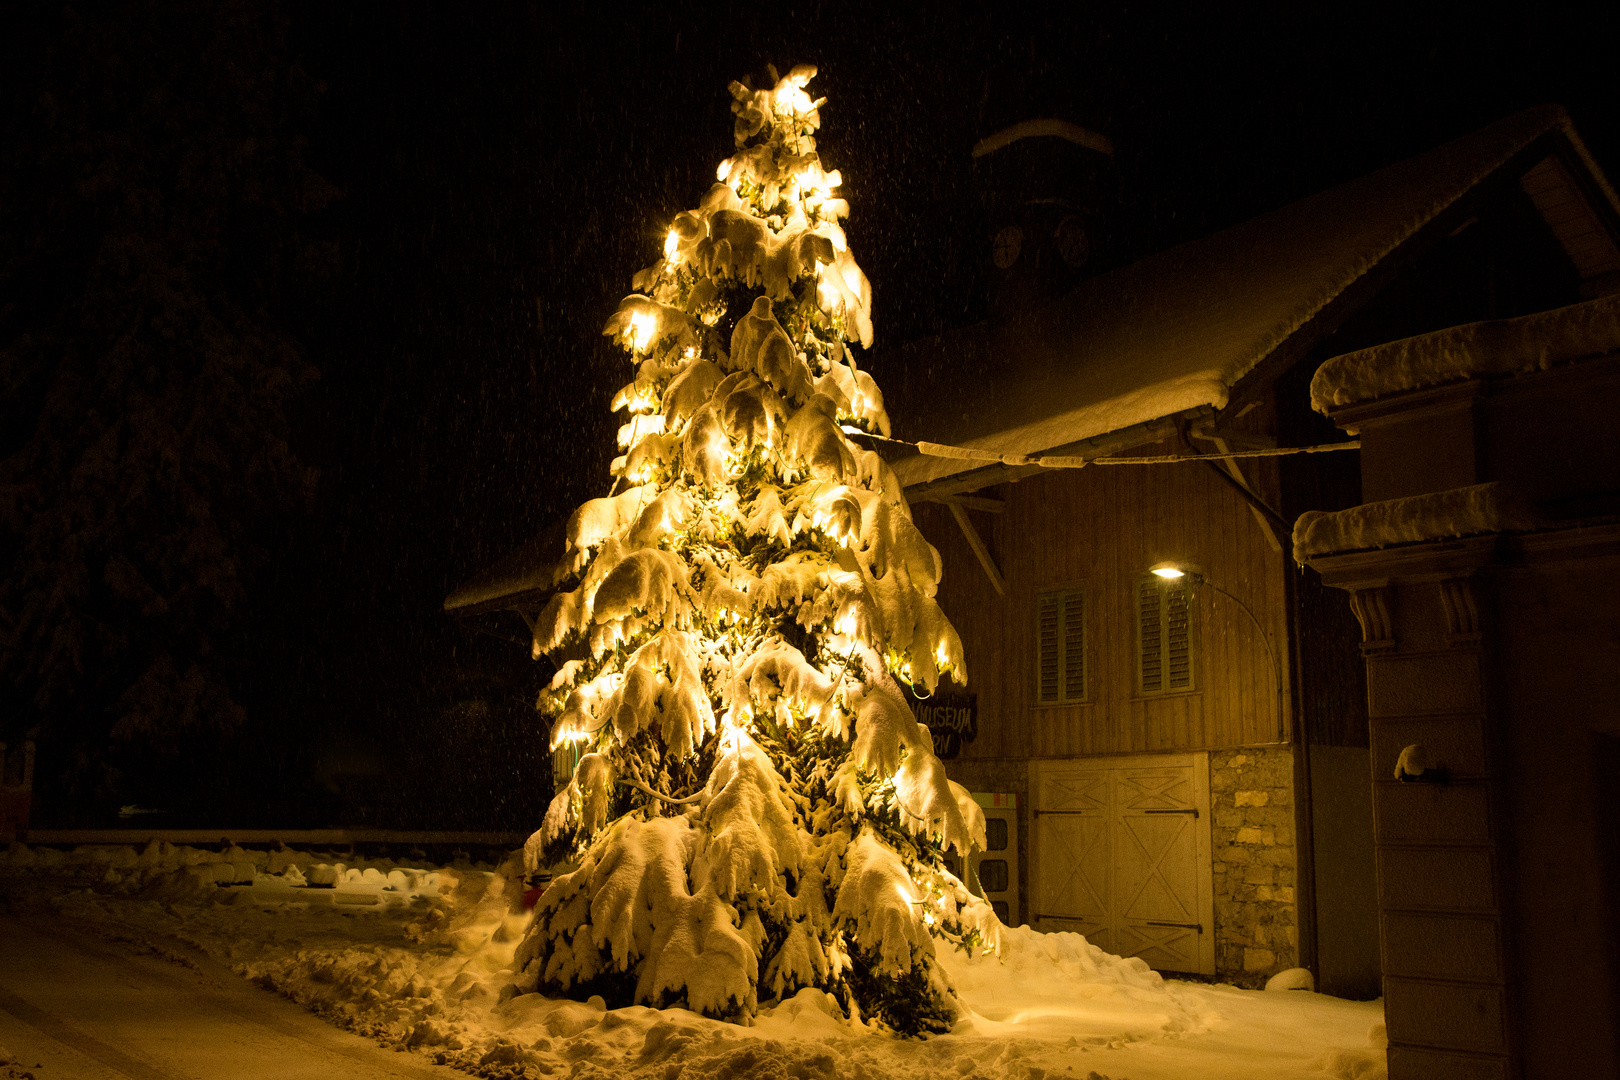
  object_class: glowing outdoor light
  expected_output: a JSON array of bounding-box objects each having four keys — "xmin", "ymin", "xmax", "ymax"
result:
[
  {"xmin": 1147, "ymin": 560, "xmax": 1284, "ymax": 740},
  {"xmin": 664, "ymin": 229, "xmax": 680, "ymax": 261},
  {"xmin": 627, "ymin": 310, "xmax": 656, "ymax": 352}
]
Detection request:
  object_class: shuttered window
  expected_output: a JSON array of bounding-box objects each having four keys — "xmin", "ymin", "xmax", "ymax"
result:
[
  {"xmin": 1036, "ymin": 588, "xmax": 1087, "ymax": 704},
  {"xmin": 1138, "ymin": 576, "xmax": 1195, "ymax": 694}
]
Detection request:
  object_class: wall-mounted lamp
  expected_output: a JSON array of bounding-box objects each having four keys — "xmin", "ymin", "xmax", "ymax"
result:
[
  {"xmin": 1147, "ymin": 560, "xmax": 1284, "ymax": 741},
  {"xmin": 1394, "ymin": 744, "xmax": 1450, "ymax": 785}
]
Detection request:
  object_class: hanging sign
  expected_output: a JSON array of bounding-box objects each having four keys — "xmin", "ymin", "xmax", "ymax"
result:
[{"xmin": 904, "ymin": 682, "xmax": 977, "ymax": 760}]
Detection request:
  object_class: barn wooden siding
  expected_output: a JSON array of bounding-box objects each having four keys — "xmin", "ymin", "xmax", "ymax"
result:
[{"xmin": 913, "ymin": 441, "xmax": 1290, "ymax": 760}]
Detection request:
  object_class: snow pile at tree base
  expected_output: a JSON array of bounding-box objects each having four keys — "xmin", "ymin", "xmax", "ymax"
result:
[{"xmin": 940, "ymin": 925, "xmax": 1208, "ymax": 1042}]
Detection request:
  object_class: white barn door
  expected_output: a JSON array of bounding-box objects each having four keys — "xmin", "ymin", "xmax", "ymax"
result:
[{"xmin": 1032, "ymin": 753, "xmax": 1215, "ymax": 975}]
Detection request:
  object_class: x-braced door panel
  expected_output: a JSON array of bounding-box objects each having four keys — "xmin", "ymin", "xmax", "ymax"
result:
[{"xmin": 1031, "ymin": 754, "xmax": 1214, "ymax": 975}]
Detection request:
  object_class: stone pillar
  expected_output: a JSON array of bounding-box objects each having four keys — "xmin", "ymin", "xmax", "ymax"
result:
[
  {"xmin": 1313, "ymin": 542, "xmax": 1515, "ymax": 1077},
  {"xmin": 1298, "ymin": 295, "xmax": 1620, "ymax": 1078},
  {"xmin": 1311, "ymin": 526, "xmax": 1620, "ymax": 1080}
]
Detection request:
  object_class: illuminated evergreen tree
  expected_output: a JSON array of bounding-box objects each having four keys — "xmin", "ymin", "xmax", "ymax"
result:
[{"xmin": 515, "ymin": 66, "xmax": 997, "ymax": 1034}]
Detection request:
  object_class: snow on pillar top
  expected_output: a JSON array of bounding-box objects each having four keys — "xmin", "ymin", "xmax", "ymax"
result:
[{"xmin": 1310, "ymin": 291, "xmax": 1620, "ymax": 414}]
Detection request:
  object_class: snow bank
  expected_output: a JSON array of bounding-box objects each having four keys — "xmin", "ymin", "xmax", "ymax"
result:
[
  {"xmin": 2, "ymin": 841, "xmax": 1387, "ymax": 1080},
  {"xmin": 0, "ymin": 838, "xmax": 457, "ymax": 910},
  {"xmin": 1310, "ymin": 291, "xmax": 1620, "ymax": 412},
  {"xmin": 1292, "ymin": 481, "xmax": 1541, "ymax": 562},
  {"xmin": 939, "ymin": 925, "xmax": 1207, "ymax": 1042}
]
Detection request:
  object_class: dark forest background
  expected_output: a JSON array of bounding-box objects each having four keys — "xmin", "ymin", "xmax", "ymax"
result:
[{"xmin": 2, "ymin": 2, "xmax": 1614, "ymax": 829}]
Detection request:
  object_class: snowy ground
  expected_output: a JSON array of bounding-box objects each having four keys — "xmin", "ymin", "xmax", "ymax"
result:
[{"xmin": 0, "ymin": 842, "xmax": 1386, "ymax": 1080}]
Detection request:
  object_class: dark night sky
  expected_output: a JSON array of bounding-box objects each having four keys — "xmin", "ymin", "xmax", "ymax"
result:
[{"xmin": 5, "ymin": 2, "xmax": 1616, "ymax": 827}]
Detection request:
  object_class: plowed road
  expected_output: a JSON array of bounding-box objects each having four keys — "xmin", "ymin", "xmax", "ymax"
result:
[{"xmin": 0, "ymin": 912, "xmax": 457, "ymax": 1080}]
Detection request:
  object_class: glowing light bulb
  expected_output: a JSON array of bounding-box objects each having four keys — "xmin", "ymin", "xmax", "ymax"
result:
[
  {"xmin": 628, "ymin": 311, "xmax": 656, "ymax": 352},
  {"xmin": 936, "ymin": 642, "xmax": 949, "ymax": 667},
  {"xmin": 716, "ymin": 159, "xmax": 732, "ymax": 182},
  {"xmin": 664, "ymin": 229, "xmax": 680, "ymax": 261},
  {"xmin": 816, "ymin": 279, "xmax": 840, "ymax": 311}
]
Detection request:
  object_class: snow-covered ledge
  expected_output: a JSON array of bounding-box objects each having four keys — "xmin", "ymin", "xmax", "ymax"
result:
[
  {"xmin": 1292, "ymin": 481, "xmax": 1542, "ymax": 563},
  {"xmin": 1310, "ymin": 291, "xmax": 1620, "ymax": 413}
]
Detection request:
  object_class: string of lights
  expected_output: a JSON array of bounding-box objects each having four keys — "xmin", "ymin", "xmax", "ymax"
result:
[{"xmin": 839, "ymin": 426, "xmax": 1358, "ymax": 468}]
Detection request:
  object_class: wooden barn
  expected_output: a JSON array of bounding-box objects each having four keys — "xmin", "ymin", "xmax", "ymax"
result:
[
  {"xmin": 879, "ymin": 103, "xmax": 1620, "ymax": 995},
  {"xmin": 445, "ymin": 104, "xmax": 1620, "ymax": 1022}
]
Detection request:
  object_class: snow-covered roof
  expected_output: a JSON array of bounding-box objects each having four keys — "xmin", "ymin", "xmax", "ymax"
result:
[
  {"xmin": 1310, "ymin": 291, "xmax": 1620, "ymax": 413},
  {"xmin": 889, "ymin": 105, "xmax": 1595, "ymax": 492}
]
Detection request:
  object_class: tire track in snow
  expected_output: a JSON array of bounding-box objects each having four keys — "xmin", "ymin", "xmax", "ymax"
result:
[
  {"xmin": 0, "ymin": 980, "xmax": 174, "ymax": 1080},
  {"xmin": 0, "ymin": 912, "xmax": 456, "ymax": 1080}
]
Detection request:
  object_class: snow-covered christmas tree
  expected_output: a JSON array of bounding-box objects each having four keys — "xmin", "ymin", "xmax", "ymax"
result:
[{"xmin": 515, "ymin": 65, "xmax": 999, "ymax": 1034}]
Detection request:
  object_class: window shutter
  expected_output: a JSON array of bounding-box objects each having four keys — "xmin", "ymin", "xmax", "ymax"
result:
[
  {"xmin": 1139, "ymin": 579, "xmax": 1163, "ymax": 693},
  {"xmin": 1037, "ymin": 588, "xmax": 1087, "ymax": 703},
  {"xmin": 1166, "ymin": 581, "xmax": 1192, "ymax": 690},
  {"xmin": 1062, "ymin": 591, "xmax": 1086, "ymax": 701},
  {"xmin": 1139, "ymin": 576, "xmax": 1195, "ymax": 694},
  {"xmin": 1037, "ymin": 592, "xmax": 1060, "ymax": 703}
]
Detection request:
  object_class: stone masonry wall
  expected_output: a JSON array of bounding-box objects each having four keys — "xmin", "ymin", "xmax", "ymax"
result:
[{"xmin": 1210, "ymin": 745, "xmax": 1299, "ymax": 985}]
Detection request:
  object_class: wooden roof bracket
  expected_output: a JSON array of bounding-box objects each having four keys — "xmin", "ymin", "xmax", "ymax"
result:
[
  {"xmin": 1181, "ymin": 418, "xmax": 1287, "ymax": 556},
  {"xmin": 943, "ymin": 498, "xmax": 1007, "ymax": 597}
]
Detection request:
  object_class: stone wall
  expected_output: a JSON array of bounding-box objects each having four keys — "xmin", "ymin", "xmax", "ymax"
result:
[{"xmin": 1210, "ymin": 744, "xmax": 1299, "ymax": 984}]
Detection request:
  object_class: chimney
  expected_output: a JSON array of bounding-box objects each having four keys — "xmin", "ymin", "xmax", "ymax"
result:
[{"xmin": 972, "ymin": 119, "xmax": 1118, "ymax": 321}]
